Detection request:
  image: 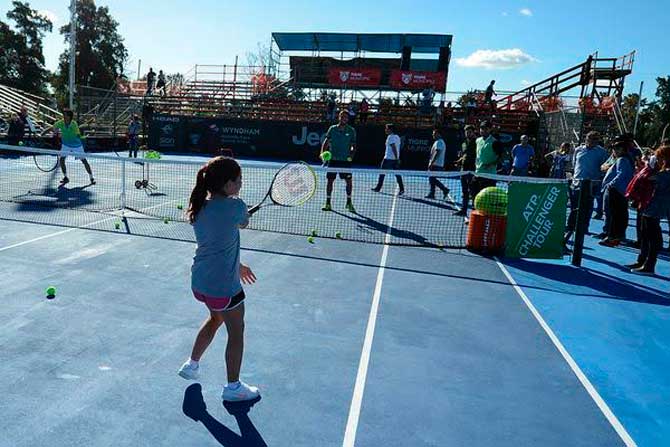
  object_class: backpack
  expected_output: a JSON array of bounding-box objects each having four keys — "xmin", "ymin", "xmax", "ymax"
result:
[{"xmin": 625, "ymin": 165, "xmax": 655, "ymax": 210}]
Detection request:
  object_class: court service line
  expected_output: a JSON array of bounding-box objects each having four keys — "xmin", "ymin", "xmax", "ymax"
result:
[
  {"xmin": 342, "ymin": 190, "xmax": 399, "ymax": 447},
  {"xmin": 494, "ymin": 259, "xmax": 637, "ymax": 447}
]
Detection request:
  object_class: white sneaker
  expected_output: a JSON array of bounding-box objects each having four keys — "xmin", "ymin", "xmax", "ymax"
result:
[
  {"xmin": 178, "ymin": 361, "xmax": 200, "ymax": 380},
  {"xmin": 222, "ymin": 381, "xmax": 260, "ymax": 402}
]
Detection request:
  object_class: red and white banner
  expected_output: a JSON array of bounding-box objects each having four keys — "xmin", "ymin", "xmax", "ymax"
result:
[
  {"xmin": 389, "ymin": 70, "xmax": 446, "ymax": 92},
  {"xmin": 327, "ymin": 67, "xmax": 382, "ymax": 87}
]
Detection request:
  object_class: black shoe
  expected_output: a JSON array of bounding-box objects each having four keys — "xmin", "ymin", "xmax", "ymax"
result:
[
  {"xmin": 624, "ymin": 263, "xmax": 642, "ymax": 269},
  {"xmin": 425, "ymin": 194, "xmax": 436, "ymax": 199},
  {"xmin": 398, "ymin": 190, "xmax": 405, "ymax": 196},
  {"xmin": 593, "ymin": 213, "xmax": 603, "ymax": 220},
  {"xmin": 454, "ymin": 210, "xmax": 466, "ymax": 216},
  {"xmin": 593, "ymin": 232, "xmax": 607, "ymax": 239},
  {"xmin": 631, "ymin": 266, "xmax": 655, "ymax": 276},
  {"xmin": 371, "ymin": 187, "xmax": 381, "ymax": 192}
]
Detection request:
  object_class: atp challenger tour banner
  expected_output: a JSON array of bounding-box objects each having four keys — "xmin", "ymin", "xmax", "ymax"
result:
[{"xmin": 505, "ymin": 182, "xmax": 567, "ymax": 258}]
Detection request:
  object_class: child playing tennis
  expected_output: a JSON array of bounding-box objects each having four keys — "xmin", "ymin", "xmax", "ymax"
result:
[
  {"xmin": 178, "ymin": 156, "xmax": 260, "ymax": 402},
  {"xmin": 49, "ymin": 109, "xmax": 95, "ymax": 186}
]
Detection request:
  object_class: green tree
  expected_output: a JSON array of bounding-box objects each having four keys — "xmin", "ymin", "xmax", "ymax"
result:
[
  {"xmin": 638, "ymin": 76, "xmax": 670, "ymax": 146},
  {"xmin": 52, "ymin": 0, "xmax": 127, "ymax": 107},
  {"xmin": 0, "ymin": 1, "xmax": 52, "ymax": 95}
]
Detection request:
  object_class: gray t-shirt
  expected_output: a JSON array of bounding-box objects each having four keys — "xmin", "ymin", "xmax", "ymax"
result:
[{"xmin": 191, "ymin": 196, "xmax": 249, "ymax": 297}]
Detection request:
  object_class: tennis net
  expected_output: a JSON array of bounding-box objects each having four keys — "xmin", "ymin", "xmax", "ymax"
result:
[{"xmin": 0, "ymin": 143, "xmax": 531, "ymax": 247}]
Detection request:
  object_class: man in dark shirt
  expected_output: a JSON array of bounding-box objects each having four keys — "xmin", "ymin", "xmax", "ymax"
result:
[
  {"xmin": 146, "ymin": 68, "xmax": 156, "ymax": 95},
  {"xmin": 455, "ymin": 124, "xmax": 477, "ymax": 216},
  {"xmin": 7, "ymin": 112, "xmax": 25, "ymax": 145},
  {"xmin": 484, "ymin": 80, "xmax": 496, "ymax": 107}
]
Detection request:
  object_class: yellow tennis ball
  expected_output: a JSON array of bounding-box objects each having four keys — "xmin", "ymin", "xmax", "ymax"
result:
[
  {"xmin": 335, "ymin": 231, "xmax": 342, "ymax": 239},
  {"xmin": 307, "ymin": 236, "xmax": 315, "ymax": 244}
]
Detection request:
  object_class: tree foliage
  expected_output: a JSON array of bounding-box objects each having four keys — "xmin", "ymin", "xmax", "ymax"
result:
[
  {"xmin": 52, "ymin": 0, "xmax": 128, "ymax": 107},
  {"xmin": 0, "ymin": 1, "xmax": 52, "ymax": 95}
]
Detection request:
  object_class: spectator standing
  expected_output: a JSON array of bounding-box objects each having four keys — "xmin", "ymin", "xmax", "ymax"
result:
[
  {"xmin": 511, "ymin": 135, "xmax": 535, "ymax": 176},
  {"xmin": 599, "ymin": 138, "xmax": 634, "ymax": 247},
  {"xmin": 127, "ymin": 115, "xmax": 142, "ymax": 158},
  {"xmin": 347, "ymin": 102, "xmax": 357, "ymax": 125},
  {"xmin": 156, "ymin": 70, "xmax": 167, "ymax": 96},
  {"xmin": 484, "ymin": 80, "xmax": 496, "ymax": 107},
  {"xmin": 455, "ymin": 124, "xmax": 477, "ymax": 216},
  {"xmin": 472, "ymin": 120, "xmax": 499, "ymax": 198},
  {"xmin": 563, "ymin": 131, "xmax": 609, "ymax": 246},
  {"xmin": 626, "ymin": 144, "xmax": 670, "ymax": 275},
  {"xmin": 545, "ymin": 143, "xmax": 571, "ymax": 179},
  {"xmin": 146, "ymin": 68, "xmax": 156, "ymax": 95},
  {"xmin": 7, "ymin": 112, "xmax": 25, "ymax": 145},
  {"xmin": 359, "ymin": 98, "xmax": 369, "ymax": 124}
]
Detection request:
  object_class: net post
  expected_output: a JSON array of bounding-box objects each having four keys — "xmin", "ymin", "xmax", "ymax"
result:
[{"xmin": 571, "ymin": 179, "xmax": 591, "ymax": 267}]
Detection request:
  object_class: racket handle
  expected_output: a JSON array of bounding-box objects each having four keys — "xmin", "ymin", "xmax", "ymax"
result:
[{"xmin": 248, "ymin": 204, "xmax": 261, "ymax": 215}]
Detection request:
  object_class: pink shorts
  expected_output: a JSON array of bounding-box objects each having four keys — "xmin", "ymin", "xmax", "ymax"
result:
[{"xmin": 192, "ymin": 289, "xmax": 245, "ymax": 312}]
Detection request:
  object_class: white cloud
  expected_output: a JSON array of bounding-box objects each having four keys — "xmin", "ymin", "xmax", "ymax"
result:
[
  {"xmin": 502, "ymin": 11, "xmax": 509, "ymax": 16},
  {"xmin": 520, "ymin": 8, "xmax": 533, "ymax": 16},
  {"xmin": 38, "ymin": 10, "xmax": 59, "ymax": 24},
  {"xmin": 455, "ymin": 49, "xmax": 538, "ymax": 69},
  {"xmin": 521, "ymin": 79, "xmax": 531, "ymax": 86}
]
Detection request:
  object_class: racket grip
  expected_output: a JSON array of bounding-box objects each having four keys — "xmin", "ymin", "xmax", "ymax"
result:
[{"xmin": 248, "ymin": 204, "xmax": 261, "ymax": 215}]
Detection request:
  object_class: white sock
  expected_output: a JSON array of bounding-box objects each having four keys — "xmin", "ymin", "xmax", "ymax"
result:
[
  {"xmin": 227, "ymin": 381, "xmax": 240, "ymax": 390},
  {"xmin": 187, "ymin": 358, "xmax": 199, "ymax": 368}
]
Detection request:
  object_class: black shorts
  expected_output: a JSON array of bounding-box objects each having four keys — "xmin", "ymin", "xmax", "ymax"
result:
[
  {"xmin": 326, "ymin": 160, "xmax": 352, "ymax": 180},
  {"xmin": 192, "ymin": 288, "xmax": 245, "ymax": 312}
]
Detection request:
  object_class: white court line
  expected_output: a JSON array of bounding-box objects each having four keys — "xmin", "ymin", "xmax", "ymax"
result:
[
  {"xmin": 342, "ymin": 189, "xmax": 399, "ymax": 447},
  {"xmin": 494, "ymin": 258, "xmax": 637, "ymax": 447}
]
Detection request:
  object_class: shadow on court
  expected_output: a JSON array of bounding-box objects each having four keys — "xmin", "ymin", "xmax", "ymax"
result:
[
  {"xmin": 182, "ymin": 384, "xmax": 267, "ymax": 447},
  {"xmin": 507, "ymin": 258, "xmax": 669, "ymax": 305}
]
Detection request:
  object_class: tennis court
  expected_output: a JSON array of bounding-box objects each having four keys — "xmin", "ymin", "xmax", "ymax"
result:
[{"xmin": 1, "ymin": 146, "xmax": 668, "ymax": 447}]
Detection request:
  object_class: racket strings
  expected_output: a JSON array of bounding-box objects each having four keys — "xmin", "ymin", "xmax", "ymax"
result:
[{"xmin": 270, "ymin": 164, "xmax": 316, "ymax": 206}]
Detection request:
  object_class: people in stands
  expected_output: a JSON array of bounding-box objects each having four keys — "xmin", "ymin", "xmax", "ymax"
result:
[
  {"xmin": 127, "ymin": 115, "xmax": 141, "ymax": 158},
  {"xmin": 599, "ymin": 137, "xmax": 635, "ymax": 247},
  {"xmin": 435, "ymin": 101, "xmax": 444, "ymax": 125},
  {"xmin": 156, "ymin": 70, "xmax": 167, "ymax": 96},
  {"xmin": 511, "ymin": 135, "xmax": 535, "ymax": 176},
  {"xmin": 545, "ymin": 143, "xmax": 571, "ymax": 179},
  {"xmin": 326, "ymin": 95, "xmax": 337, "ymax": 121},
  {"xmin": 472, "ymin": 120, "xmax": 499, "ymax": 199},
  {"xmin": 18, "ymin": 106, "xmax": 35, "ymax": 138},
  {"xmin": 359, "ymin": 98, "xmax": 370, "ymax": 124},
  {"xmin": 425, "ymin": 127, "xmax": 450, "ymax": 200},
  {"xmin": 321, "ymin": 111, "xmax": 357, "ymax": 213},
  {"xmin": 372, "ymin": 123, "xmax": 404, "ymax": 195},
  {"xmin": 484, "ymin": 80, "xmax": 496, "ymax": 107},
  {"xmin": 146, "ymin": 68, "xmax": 156, "ymax": 95},
  {"xmin": 347, "ymin": 102, "xmax": 357, "ymax": 124},
  {"xmin": 455, "ymin": 124, "xmax": 477, "ymax": 216},
  {"xmin": 7, "ymin": 113, "xmax": 25, "ymax": 146},
  {"xmin": 563, "ymin": 131, "xmax": 609, "ymax": 247},
  {"xmin": 626, "ymin": 143, "xmax": 670, "ymax": 275}
]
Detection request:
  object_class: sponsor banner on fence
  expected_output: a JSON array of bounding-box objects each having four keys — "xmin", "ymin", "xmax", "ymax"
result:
[
  {"xmin": 327, "ymin": 67, "xmax": 382, "ymax": 87},
  {"xmin": 505, "ymin": 182, "xmax": 567, "ymax": 258},
  {"xmin": 389, "ymin": 70, "xmax": 446, "ymax": 92}
]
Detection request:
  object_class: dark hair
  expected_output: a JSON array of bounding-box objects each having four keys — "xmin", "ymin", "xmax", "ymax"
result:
[
  {"xmin": 187, "ymin": 157, "xmax": 241, "ymax": 223},
  {"xmin": 62, "ymin": 109, "xmax": 74, "ymax": 120},
  {"xmin": 432, "ymin": 127, "xmax": 442, "ymax": 136},
  {"xmin": 464, "ymin": 124, "xmax": 475, "ymax": 132},
  {"xmin": 386, "ymin": 123, "xmax": 396, "ymax": 133},
  {"xmin": 656, "ymin": 143, "xmax": 670, "ymax": 169}
]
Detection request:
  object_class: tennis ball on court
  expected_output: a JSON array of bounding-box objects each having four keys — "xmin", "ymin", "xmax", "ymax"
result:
[
  {"xmin": 176, "ymin": 204, "xmax": 183, "ymax": 210},
  {"xmin": 311, "ymin": 230, "xmax": 318, "ymax": 237},
  {"xmin": 347, "ymin": 156, "xmax": 352, "ymax": 162},
  {"xmin": 163, "ymin": 217, "xmax": 170, "ymax": 224},
  {"xmin": 18, "ymin": 141, "xmax": 24, "ymax": 146},
  {"xmin": 46, "ymin": 286, "xmax": 56, "ymax": 297},
  {"xmin": 114, "ymin": 221, "xmax": 120, "ymax": 229},
  {"xmin": 474, "ymin": 187, "xmax": 508, "ymax": 216},
  {"xmin": 335, "ymin": 231, "xmax": 342, "ymax": 239},
  {"xmin": 307, "ymin": 236, "xmax": 315, "ymax": 244}
]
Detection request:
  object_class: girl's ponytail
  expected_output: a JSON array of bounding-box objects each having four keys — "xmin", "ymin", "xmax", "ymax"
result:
[{"xmin": 187, "ymin": 166, "xmax": 208, "ymax": 223}]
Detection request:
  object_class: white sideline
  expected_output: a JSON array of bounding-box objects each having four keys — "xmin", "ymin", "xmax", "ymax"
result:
[{"xmin": 494, "ymin": 258, "xmax": 637, "ymax": 447}]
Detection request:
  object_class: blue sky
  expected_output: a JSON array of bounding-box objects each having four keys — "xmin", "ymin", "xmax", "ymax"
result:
[{"xmin": 3, "ymin": 0, "xmax": 668, "ymax": 97}]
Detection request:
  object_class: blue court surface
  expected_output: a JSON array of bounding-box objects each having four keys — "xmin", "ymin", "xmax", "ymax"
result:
[{"xmin": 1, "ymin": 203, "xmax": 669, "ymax": 446}]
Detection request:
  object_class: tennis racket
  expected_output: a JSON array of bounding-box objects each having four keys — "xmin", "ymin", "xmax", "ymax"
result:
[
  {"xmin": 248, "ymin": 162, "xmax": 317, "ymax": 215},
  {"xmin": 32, "ymin": 136, "xmax": 60, "ymax": 172}
]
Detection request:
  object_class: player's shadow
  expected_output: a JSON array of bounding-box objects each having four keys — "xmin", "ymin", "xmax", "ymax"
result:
[
  {"xmin": 332, "ymin": 210, "xmax": 435, "ymax": 246},
  {"xmin": 376, "ymin": 190, "xmax": 460, "ymax": 212},
  {"xmin": 182, "ymin": 383, "xmax": 267, "ymax": 447},
  {"xmin": 15, "ymin": 183, "xmax": 95, "ymax": 212}
]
